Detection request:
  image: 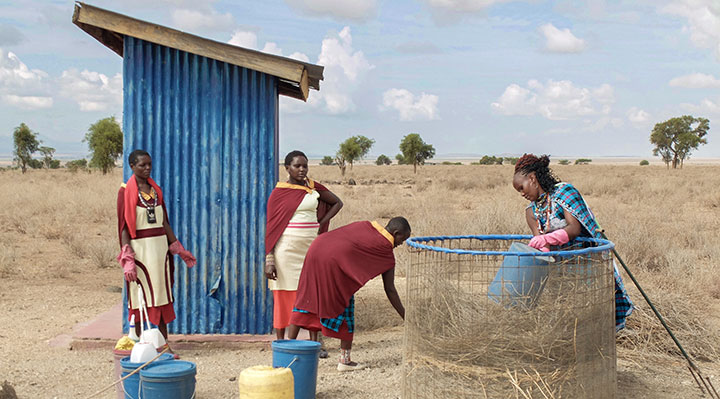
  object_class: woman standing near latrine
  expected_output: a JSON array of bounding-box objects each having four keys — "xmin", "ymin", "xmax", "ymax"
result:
[
  {"xmin": 265, "ymin": 150, "xmax": 343, "ymax": 347},
  {"xmin": 512, "ymin": 153, "xmax": 633, "ymax": 331},
  {"xmin": 117, "ymin": 149, "xmax": 197, "ymax": 351}
]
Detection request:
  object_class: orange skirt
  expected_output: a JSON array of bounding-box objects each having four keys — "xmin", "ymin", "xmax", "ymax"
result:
[{"xmin": 273, "ymin": 290, "xmax": 297, "ymax": 329}]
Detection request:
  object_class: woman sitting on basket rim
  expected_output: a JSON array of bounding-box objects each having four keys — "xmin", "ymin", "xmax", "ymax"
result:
[{"xmin": 512, "ymin": 153, "xmax": 633, "ymax": 331}]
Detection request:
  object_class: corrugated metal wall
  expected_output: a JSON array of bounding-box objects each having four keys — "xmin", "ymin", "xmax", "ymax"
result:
[{"xmin": 121, "ymin": 36, "xmax": 278, "ymax": 334}]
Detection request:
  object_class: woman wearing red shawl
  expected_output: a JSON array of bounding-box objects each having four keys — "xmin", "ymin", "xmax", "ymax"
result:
[
  {"xmin": 287, "ymin": 217, "xmax": 411, "ymax": 371},
  {"xmin": 116, "ymin": 150, "xmax": 196, "ymax": 348},
  {"xmin": 264, "ymin": 150, "xmax": 343, "ymax": 344}
]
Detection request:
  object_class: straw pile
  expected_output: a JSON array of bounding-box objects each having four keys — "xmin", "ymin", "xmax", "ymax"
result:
[{"xmin": 404, "ymin": 254, "xmax": 614, "ymax": 398}]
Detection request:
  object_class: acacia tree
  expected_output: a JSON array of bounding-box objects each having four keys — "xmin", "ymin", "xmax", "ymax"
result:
[
  {"xmin": 335, "ymin": 135, "xmax": 375, "ymax": 175},
  {"xmin": 84, "ymin": 116, "xmax": 123, "ymax": 174},
  {"xmin": 13, "ymin": 123, "xmax": 40, "ymax": 173},
  {"xmin": 399, "ymin": 133, "xmax": 435, "ymax": 173},
  {"xmin": 39, "ymin": 146, "xmax": 56, "ymax": 169},
  {"xmin": 650, "ymin": 115, "xmax": 709, "ymax": 169}
]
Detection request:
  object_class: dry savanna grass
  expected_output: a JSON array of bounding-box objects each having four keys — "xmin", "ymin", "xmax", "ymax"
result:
[{"xmin": 1, "ymin": 163, "xmax": 720, "ymax": 397}]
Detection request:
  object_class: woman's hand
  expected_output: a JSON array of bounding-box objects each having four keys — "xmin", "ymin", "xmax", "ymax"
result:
[
  {"xmin": 529, "ymin": 229, "xmax": 570, "ymax": 251},
  {"xmin": 117, "ymin": 244, "xmax": 137, "ymax": 282},
  {"xmin": 264, "ymin": 256, "xmax": 277, "ymax": 280},
  {"xmin": 169, "ymin": 240, "xmax": 196, "ymax": 268}
]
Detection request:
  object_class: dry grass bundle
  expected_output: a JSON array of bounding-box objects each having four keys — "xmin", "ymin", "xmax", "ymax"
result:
[
  {"xmin": 404, "ymin": 250, "xmax": 615, "ymax": 398},
  {"xmin": 618, "ymin": 291, "xmax": 720, "ymax": 363}
]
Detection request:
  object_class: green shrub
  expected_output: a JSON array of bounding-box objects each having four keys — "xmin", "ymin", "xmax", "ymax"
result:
[
  {"xmin": 478, "ymin": 155, "xmax": 503, "ymax": 165},
  {"xmin": 504, "ymin": 157, "xmax": 519, "ymax": 165},
  {"xmin": 320, "ymin": 156, "xmax": 334, "ymax": 166},
  {"xmin": 376, "ymin": 154, "xmax": 392, "ymax": 165},
  {"xmin": 574, "ymin": 158, "xmax": 592, "ymax": 165},
  {"xmin": 441, "ymin": 161, "xmax": 462, "ymax": 165},
  {"xmin": 640, "ymin": 160, "xmax": 649, "ymax": 166},
  {"xmin": 66, "ymin": 159, "xmax": 88, "ymax": 173},
  {"xmin": 558, "ymin": 159, "xmax": 570, "ymax": 165}
]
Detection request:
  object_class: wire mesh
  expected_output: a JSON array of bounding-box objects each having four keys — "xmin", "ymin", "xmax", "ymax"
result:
[{"xmin": 403, "ymin": 235, "xmax": 616, "ymax": 399}]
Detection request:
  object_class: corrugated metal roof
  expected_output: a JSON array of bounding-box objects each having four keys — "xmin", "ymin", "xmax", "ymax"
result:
[
  {"xmin": 72, "ymin": 2, "xmax": 323, "ymax": 101},
  {"xmin": 121, "ymin": 37, "xmax": 277, "ymax": 334}
]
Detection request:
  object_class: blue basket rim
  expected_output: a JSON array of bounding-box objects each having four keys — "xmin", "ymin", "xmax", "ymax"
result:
[{"xmin": 405, "ymin": 235, "xmax": 614, "ymax": 256}]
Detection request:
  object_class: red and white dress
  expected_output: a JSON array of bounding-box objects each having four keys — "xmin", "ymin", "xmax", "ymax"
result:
[
  {"xmin": 265, "ymin": 179, "xmax": 331, "ymax": 329},
  {"xmin": 117, "ymin": 176, "xmax": 175, "ymax": 325}
]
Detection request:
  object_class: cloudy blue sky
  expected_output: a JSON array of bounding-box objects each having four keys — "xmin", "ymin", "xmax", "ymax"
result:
[{"xmin": 1, "ymin": 0, "xmax": 720, "ymax": 159}]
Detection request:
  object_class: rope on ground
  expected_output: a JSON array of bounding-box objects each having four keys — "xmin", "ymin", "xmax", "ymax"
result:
[{"xmin": 83, "ymin": 347, "xmax": 169, "ymax": 399}]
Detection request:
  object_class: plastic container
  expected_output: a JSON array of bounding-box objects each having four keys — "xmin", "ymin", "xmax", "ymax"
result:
[
  {"xmin": 139, "ymin": 360, "xmax": 196, "ymax": 399},
  {"xmin": 113, "ymin": 349, "xmax": 132, "ymax": 399},
  {"xmin": 272, "ymin": 340, "xmax": 321, "ymax": 399},
  {"xmin": 120, "ymin": 353, "xmax": 175, "ymax": 399},
  {"xmin": 238, "ymin": 365, "xmax": 294, "ymax": 398},
  {"xmin": 488, "ymin": 242, "xmax": 553, "ymax": 307}
]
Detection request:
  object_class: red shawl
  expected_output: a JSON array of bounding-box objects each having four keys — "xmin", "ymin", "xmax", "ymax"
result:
[
  {"xmin": 293, "ymin": 221, "xmax": 396, "ymax": 318},
  {"xmin": 117, "ymin": 175, "xmax": 164, "ymax": 241},
  {"xmin": 265, "ymin": 179, "xmax": 330, "ymax": 255}
]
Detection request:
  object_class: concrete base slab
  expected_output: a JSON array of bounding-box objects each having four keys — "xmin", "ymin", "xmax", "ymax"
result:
[{"xmin": 49, "ymin": 303, "xmax": 309, "ymax": 350}]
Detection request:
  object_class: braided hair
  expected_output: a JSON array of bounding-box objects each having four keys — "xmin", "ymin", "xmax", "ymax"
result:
[
  {"xmin": 514, "ymin": 153, "xmax": 560, "ymax": 193},
  {"xmin": 284, "ymin": 150, "xmax": 307, "ymax": 166}
]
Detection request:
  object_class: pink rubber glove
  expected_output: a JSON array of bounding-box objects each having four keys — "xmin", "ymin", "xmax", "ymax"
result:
[
  {"xmin": 169, "ymin": 240, "xmax": 196, "ymax": 268},
  {"xmin": 117, "ymin": 244, "xmax": 137, "ymax": 282},
  {"xmin": 529, "ymin": 229, "xmax": 570, "ymax": 251}
]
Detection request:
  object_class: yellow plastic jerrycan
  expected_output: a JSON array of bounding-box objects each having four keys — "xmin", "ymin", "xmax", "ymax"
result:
[{"xmin": 238, "ymin": 365, "xmax": 294, "ymax": 399}]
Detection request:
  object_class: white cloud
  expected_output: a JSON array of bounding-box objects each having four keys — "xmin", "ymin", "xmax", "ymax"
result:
[
  {"xmin": 661, "ymin": 1, "xmax": 720, "ymax": 59},
  {"xmin": 232, "ymin": 27, "xmax": 370, "ymax": 116},
  {"xmin": 680, "ymin": 97, "xmax": 720, "ymax": 116},
  {"xmin": 261, "ymin": 42, "xmax": 284, "ymax": 56},
  {"xmin": 421, "ymin": 0, "xmax": 515, "ymax": 23},
  {"xmin": 59, "ymin": 69, "xmax": 122, "ymax": 112},
  {"xmin": 2, "ymin": 94, "xmax": 52, "ymax": 109},
  {"xmin": 284, "ymin": 0, "xmax": 376, "ymax": 21},
  {"xmin": 227, "ymin": 31, "xmax": 309, "ymax": 62},
  {"xmin": 288, "ymin": 52, "xmax": 310, "ymax": 62},
  {"xmin": 627, "ymin": 107, "xmax": 651, "ymax": 125},
  {"xmin": 668, "ymin": 72, "xmax": 720, "ymax": 88},
  {"xmin": 425, "ymin": 0, "xmax": 510, "ymax": 13},
  {"xmin": 0, "ymin": 49, "xmax": 52, "ymax": 109},
  {"xmin": 381, "ymin": 88, "xmax": 440, "ymax": 121},
  {"xmin": 304, "ymin": 26, "xmax": 373, "ymax": 114},
  {"xmin": 539, "ymin": 23, "xmax": 586, "ymax": 53},
  {"xmin": 491, "ymin": 79, "xmax": 614, "ymax": 120},
  {"xmin": 171, "ymin": 9, "xmax": 235, "ymax": 32},
  {"xmin": 228, "ymin": 30, "xmax": 258, "ymax": 49}
]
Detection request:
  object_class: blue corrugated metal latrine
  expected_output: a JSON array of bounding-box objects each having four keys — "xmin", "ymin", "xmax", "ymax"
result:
[{"xmin": 73, "ymin": 3, "xmax": 323, "ymax": 334}]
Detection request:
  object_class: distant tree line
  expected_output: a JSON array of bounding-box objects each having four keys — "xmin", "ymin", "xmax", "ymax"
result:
[
  {"xmin": 9, "ymin": 116, "xmax": 123, "ymax": 174},
  {"xmin": 322, "ymin": 133, "xmax": 436, "ymax": 174}
]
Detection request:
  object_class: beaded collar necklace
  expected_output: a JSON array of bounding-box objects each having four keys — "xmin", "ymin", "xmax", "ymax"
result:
[
  {"xmin": 137, "ymin": 187, "xmax": 158, "ymax": 223},
  {"xmin": 533, "ymin": 192, "xmax": 552, "ymax": 234}
]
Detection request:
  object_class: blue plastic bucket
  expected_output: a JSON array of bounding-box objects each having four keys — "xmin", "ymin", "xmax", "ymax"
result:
[
  {"xmin": 139, "ymin": 360, "xmax": 196, "ymax": 399},
  {"xmin": 120, "ymin": 354, "xmax": 175, "ymax": 399},
  {"xmin": 272, "ymin": 340, "xmax": 321, "ymax": 399},
  {"xmin": 488, "ymin": 242, "xmax": 552, "ymax": 308}
]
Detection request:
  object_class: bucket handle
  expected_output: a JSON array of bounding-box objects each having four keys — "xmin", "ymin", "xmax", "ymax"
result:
[{"xmin": 286, "ymin": 356, "xmax": 299, "ymax": 368}]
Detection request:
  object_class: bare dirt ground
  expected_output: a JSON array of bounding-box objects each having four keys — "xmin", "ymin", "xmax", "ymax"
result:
[{"xmin": 2, "ymin": 164, "xmax": 720, "ymax": 398}]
